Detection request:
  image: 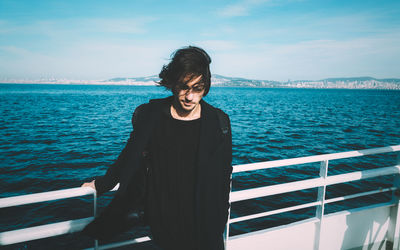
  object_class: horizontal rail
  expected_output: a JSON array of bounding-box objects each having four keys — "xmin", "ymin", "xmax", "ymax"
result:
[
  {"xmin": 230, "ymin": 164, "xmax": 400, "ymax": 202},
  {"xmin": 230, "ymin": 201, "xmax": 321, "ymax": 224},
  {"xmin": 0, "ymin": 217, "xmax": 92, "ymax": 245},
  {"xmin": 0, "ymin": 187, "xmax": 95, "ymax": 209},
  {"xmin": 0, "ymin": 215, "xmax": 150, "ymax": 248},
  {"xmin": 230, "ymin": 187, "xmax": 397, "ymax": 224},
  {"xmin": 111, "ymin": 183, "xmax": 120, "ymax": 191},
  {"xmin": 0, "ymin": 183, "xmax": 119, "ymax": 246},
  {"xmin": 233, "ymin": 145, "xmax": 400, "ymax": 173},
  {"xmin": 231, "ymin": 177, "xmax": 322, "ymax": 203},
  {"xmin": 325, "ymin": 166, "xmax": 400, "ymax": 186},
  {"xmin": 0, "ymin": 184, "xmax": 121, "ymax": 209},
  {"xmin": 325, "ymin": 187, "xmax": 396, "ymax": 204},
  {"xmin": 83, "ymin": 236, "xmax": 151, "ymax": 250}
]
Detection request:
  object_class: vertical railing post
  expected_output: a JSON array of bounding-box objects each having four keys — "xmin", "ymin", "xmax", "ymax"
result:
[
  {"xmin": 314, "ymin": 160, "xmax": 329, "ymax": 250},
  {"xmin": 390, "ymin": 153, "xmax": 400, "ymax": 250},
  {"xmin": 225, "ymin": 173, "xmax": 233, "ymax": 250},
  {"xmin": 93, "ymin": 191, "xmax": 98, "ymax": 250},
  {"xmin": 225, "ymin": 208, "xmax": 231, "ymax": 250}
]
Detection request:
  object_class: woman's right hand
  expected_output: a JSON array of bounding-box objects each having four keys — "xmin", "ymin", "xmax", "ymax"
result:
[{"xmin": 81, "ymin": 180, "xmax": 96, "ymax": 190}]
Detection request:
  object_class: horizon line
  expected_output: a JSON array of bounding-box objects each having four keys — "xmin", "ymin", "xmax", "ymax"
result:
[{"xmin": 2, "ymin": 74, "xmax": 400, "ymax": 83}]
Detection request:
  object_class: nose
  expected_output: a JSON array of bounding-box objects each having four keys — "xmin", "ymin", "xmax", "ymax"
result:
[{"xmin": 185, "ymin": 91, "xmax": 194, "ymax": 101}]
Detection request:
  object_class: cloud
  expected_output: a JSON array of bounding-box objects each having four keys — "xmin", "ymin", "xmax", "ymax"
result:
[
  {"xmin": 217, "ymin": 0, "xmax": 270, "ymax": 18},
  {"xmin": 1, "ymin": 3, "xmax": 399, "ymax": 81},
  {"xmin": 218, "ymin": 4, "xmax": 249, "ymax": 17},
  {"xmin": 0, "ymin": 17, "xmax": 157, "ymax": 39},
  {"xmin": 0, "ymin": 45, "xmax": 59, "ymax": 79},
  {"xmin": 197, "ymin": 40, "xmax": 240, "ymax": 51},
  {"xmin": 2, "ymin": 34, "xmax": 399, "ymax": 81},
  {"xmin": 81, "ymin": 17, "xmax": 157, "ymax": 34},
  {"xmin": 210, "ymin": 34, "xmax": 400, "ymax": 80},
  {"xmin": 0, "ymin": 41, "xmax": 182, "ymax": 80}
]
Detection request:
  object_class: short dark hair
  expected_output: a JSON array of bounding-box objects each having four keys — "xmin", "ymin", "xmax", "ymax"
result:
[{"xmin": 158, "ymin": 46, "xmax": 212, "ymax": 96}]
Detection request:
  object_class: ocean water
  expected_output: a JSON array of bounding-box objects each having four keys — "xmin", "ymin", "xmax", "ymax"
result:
[{"xmin": 1, "ymin": 84, "xmax": 399, "ymax": 249}]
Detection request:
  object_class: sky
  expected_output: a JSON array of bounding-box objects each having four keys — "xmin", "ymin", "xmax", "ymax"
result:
[{"xmin": 0, "ymin": 0, "xmax": 399, "ymax": 81}]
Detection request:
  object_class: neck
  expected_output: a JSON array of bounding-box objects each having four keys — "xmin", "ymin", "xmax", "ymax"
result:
[{"xmin": 171, "ymin": 100, "xmax": 201, "ymax": 120}]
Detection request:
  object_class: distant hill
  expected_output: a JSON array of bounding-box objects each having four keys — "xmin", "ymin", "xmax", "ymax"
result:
[
  {"xmin": 214, "ymin": 75, "xmax": 400, "ymax": 89},
  {"xmin": 9, "ymin": 75, "xmax": 390, "ymax": 89},
  {"xmin": 104, "ymin": 74, "xmax": 285, "ymax": 87},
  {"xmin": 106, "ymin": 75, "xmax": 160, "ymax": 85},
  {"xmin": 104, "ymin": 75, "xmax": 400, "ymax": 89},
  {"xmin": 3, "ymin": 75, "xmax": 399, "ymax": 89},
  {"xmin": 323, "ymin": 77, "xmax": 376, "ymax": 82},
  {"xmin": 211, "ymin": 74, "xmax": 282, "ymax": 87},
  {"xmin": 288, "ymin": 77, "xmax": 400, "ymax": 89}
]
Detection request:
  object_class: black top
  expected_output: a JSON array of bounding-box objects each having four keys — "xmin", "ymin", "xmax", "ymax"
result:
[
  {"xmin": 146, "ymin": 111, "xmax": 202, "ymax": 250},
  {"xmin": 92, "ymin": 97, "xmax": 231, "ymax": 250}
]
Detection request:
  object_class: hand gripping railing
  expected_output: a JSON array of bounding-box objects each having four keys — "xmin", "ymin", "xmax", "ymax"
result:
[
  {"xmin": 0, "ymin": 183, "xmax": 128, "ymax": 249},
  {"xmin": 0, "ymin": 145, "xmax": 399, "ymax": 249},
  {"xmin": 0, "ymin": 187, "xmax": 98, "ymax": 247}
]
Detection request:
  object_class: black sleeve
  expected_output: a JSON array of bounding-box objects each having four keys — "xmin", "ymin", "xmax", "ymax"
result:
[
  {"xmin": 220, "ymin": 113, "xmax": 233, "ymax": 231},
  {"xmin": 94, "ymin": 104, "xmax": 147, "ymax": 195}
]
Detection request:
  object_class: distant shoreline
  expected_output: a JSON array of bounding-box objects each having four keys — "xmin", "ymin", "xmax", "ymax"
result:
[
  {"xmin": 1, "ymin": 82, "xmax": 399, "ymax": 90},
  {"xmin": 1, "ymin": 74, "xmax": 400, "ymax": 90}
]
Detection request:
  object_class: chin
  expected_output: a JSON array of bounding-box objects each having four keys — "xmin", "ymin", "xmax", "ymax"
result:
[
  {"xmin": 180, "ymin": 102, "xmax": 195, "ymax": 111},
  {"xmin": 182, "ymin": 106, "xmax": 195, "ymax": 112}
]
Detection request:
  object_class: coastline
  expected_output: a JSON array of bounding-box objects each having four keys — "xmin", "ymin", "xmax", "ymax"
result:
[
  {"xmin": 1, "ymin": 74, "xmax": 400, "ymax": 90},
  {"xmin": 1, "ymin": 82, "xmax": 399, "ymax": 90}
]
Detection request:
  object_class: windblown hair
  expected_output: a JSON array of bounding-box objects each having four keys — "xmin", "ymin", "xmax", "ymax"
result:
[{"xmin": 158, "ymin": 46, "xmax": 212, "ymax": 96}]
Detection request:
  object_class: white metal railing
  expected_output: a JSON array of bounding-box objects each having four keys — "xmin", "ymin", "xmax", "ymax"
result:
[
  {"xmin": 0, "ymin": 187, "xmax": 96, "ymax": 209},
  {"xmin": 0, "ymin": 145, "xmax": 399, "ymax": 249},
  {"xmin": 229, "ymin": 164, "xmax": 400, "ymax": 203},
  {"xmin": 226, "ymin": 145, "xmax": 400, "ymax": 250}
]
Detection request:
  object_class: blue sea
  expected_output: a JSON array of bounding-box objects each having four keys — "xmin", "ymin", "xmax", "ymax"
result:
[{"xmin": 1, "ymin": 84, "xmax": 399, "ymax": 249}]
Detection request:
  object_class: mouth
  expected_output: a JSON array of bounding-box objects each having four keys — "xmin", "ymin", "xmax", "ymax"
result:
[
  {"xmin": 182, "ymin": 101, "xmax": 194, "ymax": 107},
  {"xmin": 181, "ymin": 102, "xmax": 196, "ymax": 110}
]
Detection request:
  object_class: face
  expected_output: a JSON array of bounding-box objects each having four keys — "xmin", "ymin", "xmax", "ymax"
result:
[{"xmin": 174, "ymin": 74, "xmax": 205, "ymax": 113}]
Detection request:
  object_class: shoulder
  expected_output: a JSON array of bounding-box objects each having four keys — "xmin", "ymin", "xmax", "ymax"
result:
[
  {"xmin": 201, "ymin": 100, "xmax": 229, "ymax": 120},
  {"xmin": 201, "ymin": 100, "xmax": 231, "ymax": 135},
  {"xmin": 137, "ymin": 96, "xmax": 172, "ymax": 111},
  {"xmin": 148, "ymin": 96, "xmax": 173, "ymax": 107},
  {"xmin": 132, "ymin": 96, "xmax": 172, "ymax": 125}
]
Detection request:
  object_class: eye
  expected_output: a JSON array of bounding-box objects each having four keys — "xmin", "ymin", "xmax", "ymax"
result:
[
  {"xmin": 193, "ymin": 85, "xmax": 205, "ymax": 92},
  {"xmin": 179, "ymin": 85, "xmax": 189, "ymax": 90}
]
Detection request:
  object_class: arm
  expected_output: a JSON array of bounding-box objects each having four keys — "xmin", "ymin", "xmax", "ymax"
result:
[
  {"xmin": 93, "ymin": 130, "xmax": 136, "ymax": 194},
  {"xmin": 81, "ymin": 104, "xmax": 147, "ymax": 195},
  {"xmin": 221, "ymin": 114, "xmax": 233, "ymax": 227}
]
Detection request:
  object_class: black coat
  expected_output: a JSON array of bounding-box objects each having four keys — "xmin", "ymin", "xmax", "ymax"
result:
[{"xmin": 86, "ymin": 96, "xmax": 232, "ymax": 250}]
